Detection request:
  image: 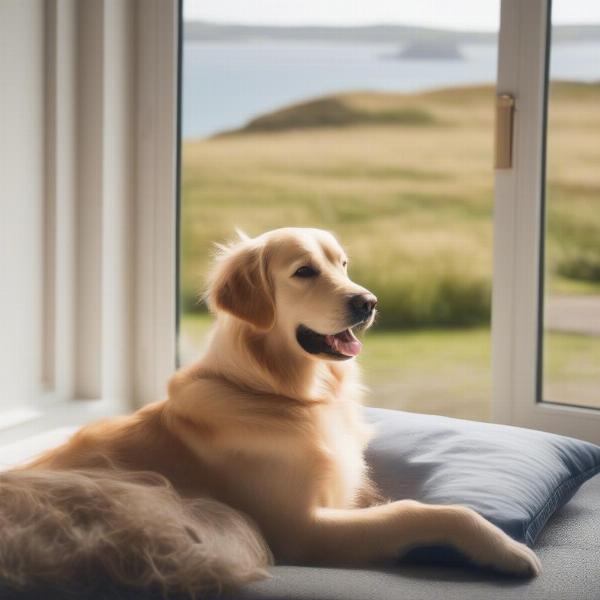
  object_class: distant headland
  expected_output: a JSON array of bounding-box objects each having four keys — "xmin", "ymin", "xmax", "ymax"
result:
[
  {"xmin": 391, "ymin": 40, "xmax": 464, "ymax": 61},
  {"xmin": 184, "ymin": 21, "xmax": 600, "ymax": 45}
]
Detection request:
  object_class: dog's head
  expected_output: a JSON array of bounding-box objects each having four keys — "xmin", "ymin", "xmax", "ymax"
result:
[{"xmin": 206, "ymin": 228, "xmax": 377, "ymax": 361}]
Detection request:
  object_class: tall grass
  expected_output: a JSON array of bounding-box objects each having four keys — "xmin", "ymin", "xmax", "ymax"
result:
[
  {"xmin": 547, "ymin": 185, "xmax": 600, "ymax": 283},
  {"xmin": 181, "ymin": 84, "xmax": 600, "ymax": 329},
  {"xmin": 180, "ymin": 234, "xmax": 492, "ymax": 329}
]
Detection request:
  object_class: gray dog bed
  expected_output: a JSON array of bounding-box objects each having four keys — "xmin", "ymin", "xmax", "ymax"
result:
[{"xmin": 227, "ymin": 475, "xmax": 600, "ymax": 600}]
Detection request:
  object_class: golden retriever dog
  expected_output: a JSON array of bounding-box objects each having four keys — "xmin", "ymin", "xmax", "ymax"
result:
[{"xmin": 0, "ymin": 228, "xmax": 540, "ymax": 595}]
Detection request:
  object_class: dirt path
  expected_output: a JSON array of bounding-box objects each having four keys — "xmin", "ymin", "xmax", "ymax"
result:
[{"xmin": 545, "ymin": 295, "xmax": 600, "ymax": 336}]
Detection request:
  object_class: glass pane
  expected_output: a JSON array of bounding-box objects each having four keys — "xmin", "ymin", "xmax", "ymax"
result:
[
  {"xmin": 541, "ymin": 1, "xmax": 600, "ymax": 408},
  {"xmin": 179, "ymin": 2, "xmax": 500, "ymax": 420}
]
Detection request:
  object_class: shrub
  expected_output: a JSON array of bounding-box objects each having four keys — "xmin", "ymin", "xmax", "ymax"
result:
[
  {"xmin": 180, "ymin": 241, "xmax": 492, "ymax": 331},
  {"xmin": 547, "ymin": 210, "xmax": 600, "ymax": 283}
]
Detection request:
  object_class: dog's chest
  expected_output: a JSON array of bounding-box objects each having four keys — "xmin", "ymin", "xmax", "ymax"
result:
[{"xmin": 315, "ymin": 405, "xmax": 368, "ymax": 509}]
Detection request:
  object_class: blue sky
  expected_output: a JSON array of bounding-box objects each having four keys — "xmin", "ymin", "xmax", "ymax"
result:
[{"xmin": 184, "ymin": 0, "xmax": 600, "ymax": 31}]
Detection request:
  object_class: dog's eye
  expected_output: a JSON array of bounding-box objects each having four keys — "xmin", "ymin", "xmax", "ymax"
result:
[
  {"xmin": 342, "ymin": 260, "xmax": 347, "ymax": 268},
  {"xmin": 293, "ymin": 266, "xmax": 318, "ymax": 278}
]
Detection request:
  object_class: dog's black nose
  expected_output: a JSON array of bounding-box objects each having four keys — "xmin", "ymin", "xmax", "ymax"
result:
[{"xmin": 349, "ymin": 293, "xmax": 378, "ymax": 321}]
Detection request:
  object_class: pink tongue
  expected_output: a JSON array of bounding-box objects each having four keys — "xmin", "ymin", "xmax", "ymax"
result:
[{"xmin": 325, "ymin": 330, "xmax": 362, "ymax": 357}]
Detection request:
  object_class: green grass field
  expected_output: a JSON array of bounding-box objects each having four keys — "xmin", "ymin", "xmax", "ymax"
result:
[
  {"xmin": 180, "ymin": 314, "xmax": 600, "ymax": 420},
  {"xmin": 180, "ymin": 82, "xmax": 600, "ymax": 417}
]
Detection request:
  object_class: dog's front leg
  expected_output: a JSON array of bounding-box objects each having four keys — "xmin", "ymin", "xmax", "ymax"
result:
[{"xmin": 289, "ymin": 501, "xmax": 540, "ymax": 577}]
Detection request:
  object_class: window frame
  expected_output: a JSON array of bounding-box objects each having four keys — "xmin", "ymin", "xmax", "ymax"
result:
[
  {"xmin": 0, "ymin": 0, "xmax": 180, "ymax": 454},
  {"xmin": 492, "ymin": 0, "xmax": 600, "ymax": 443}
]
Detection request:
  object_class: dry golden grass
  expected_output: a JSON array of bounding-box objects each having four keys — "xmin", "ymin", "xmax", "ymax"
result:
[
  {"xmin": 179, "ymin": 82, "xmax": 600, "ymax": 416},
  {"xmin": 181, "ymin": 82, "xmax": 600, "ymax": 326}
]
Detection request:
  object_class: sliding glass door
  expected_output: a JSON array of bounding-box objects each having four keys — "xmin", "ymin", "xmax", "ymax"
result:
[
  {"xmin": 493, "ymin": 0, "xmax": 600, "ymax": 442},
  {"xmin": 540, "ymin": 0, "xmax": 600, "ymax": 411}
]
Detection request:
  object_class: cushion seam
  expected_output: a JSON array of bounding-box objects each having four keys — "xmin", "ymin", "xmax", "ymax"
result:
[{"xmin": 524, "ymin": 465, "xmax": 600, "ymax": 545}]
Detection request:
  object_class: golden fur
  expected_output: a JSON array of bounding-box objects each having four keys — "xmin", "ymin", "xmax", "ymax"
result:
[{"xmin": 1, "ymin": 228, "xmax": 540, "ymax": 594}]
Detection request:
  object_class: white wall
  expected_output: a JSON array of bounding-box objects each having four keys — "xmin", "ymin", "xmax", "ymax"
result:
[{"xmin": 0, "ymin": 1, "xmax": 44, "ymax": 411}]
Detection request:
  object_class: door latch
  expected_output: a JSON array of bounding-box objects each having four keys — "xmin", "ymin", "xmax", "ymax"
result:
[{"xmin": 495, "ymin": 94, "xmax": 515, "ymax": 169}]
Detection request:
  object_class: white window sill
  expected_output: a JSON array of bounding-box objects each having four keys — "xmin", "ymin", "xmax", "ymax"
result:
[
  {"xmin": 0, "ymin": 397, "xmax": 129, "ymax": 469},
  {"xmin": 0, "ymin": 426, "xmax": 78, "ymax": 470}
]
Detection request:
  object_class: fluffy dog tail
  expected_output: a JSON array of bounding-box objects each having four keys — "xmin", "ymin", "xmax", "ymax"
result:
[{"xmin": 0, "ymin": 469, "xmax": 271, "ymax": 597}]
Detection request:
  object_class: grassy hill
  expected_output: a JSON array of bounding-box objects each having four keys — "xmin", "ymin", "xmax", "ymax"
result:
[
  {"xmin": 216, "ymin": 96, "xmax": 438, "ymax": 136},
  {"xmin": 181, "ymin": 82, "xmax": 600, "ymax": 329}
]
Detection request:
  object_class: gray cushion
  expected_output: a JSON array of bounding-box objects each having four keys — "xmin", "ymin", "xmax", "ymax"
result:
[
  {"xmin": 364, "ymin": 407, "xmax": 600, "ymax": 546},
  {"xmin": 2, "ymin": 414, "xmax": 598, "ymax": 599},
  {"xmin": 228, "ymin": 476, "xmax": 600, "ymax": 600}
]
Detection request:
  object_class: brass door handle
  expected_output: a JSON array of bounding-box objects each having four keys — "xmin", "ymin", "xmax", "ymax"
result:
[{"xmin": 495, "ymin": 94, "xmax": 515, "ymax": 169}]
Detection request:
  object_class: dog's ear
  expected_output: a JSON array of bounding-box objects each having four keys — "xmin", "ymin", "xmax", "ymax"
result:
[{"xmin": 206, "ymin": 240, "xmax": 275, "ymax": 330}]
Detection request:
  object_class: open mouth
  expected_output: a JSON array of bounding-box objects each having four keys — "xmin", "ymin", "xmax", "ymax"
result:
[{"xmin": 296, "ymin": 325, "xmax": 362, "ymax": 360}]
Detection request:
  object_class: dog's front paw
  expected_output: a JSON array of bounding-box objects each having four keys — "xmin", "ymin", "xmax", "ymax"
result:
[
  {"xmin": 457, "ymin": 508, "xmax": 541, "ymax": 578},
  {"xmin": 489, "ymin": 538, "xmax": 541, "ymax": 578}
]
